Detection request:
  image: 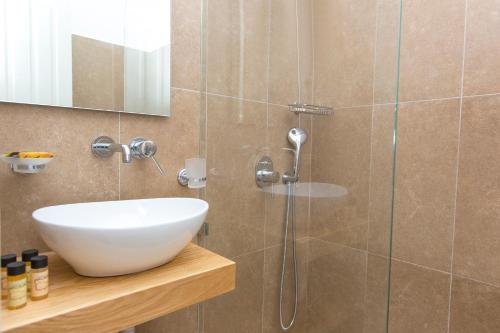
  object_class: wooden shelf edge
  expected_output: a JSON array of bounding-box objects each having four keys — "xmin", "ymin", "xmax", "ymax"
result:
[{"xmin": 2, "ymin": 244, "xmax": 236, "ymax": 333}]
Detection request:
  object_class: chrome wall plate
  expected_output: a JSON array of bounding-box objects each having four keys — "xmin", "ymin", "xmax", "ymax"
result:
[
  {"xmin": 91, "ymin": 136, "xmax": 115, "ymax": 158},
  {"xmin": 177, "ymin": 168, "xmax": 189, "ymax": 186},
  {"xmin": 256, "ymin": 156, "xmax": 280, "ymax": 188}
]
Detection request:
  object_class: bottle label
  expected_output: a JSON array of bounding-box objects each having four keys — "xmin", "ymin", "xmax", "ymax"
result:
[
  {"xmin": 26, "ymin": 264, "xmax": 31, "ymax": 291},
  {"xmin": 31, "ymin": 270, "xmax": 49, "ymax": 298},
  {"xmin": 8, "ymin": 278, "xmax": 27, "ymax": 307},
  {"xmin": 1, "ymin": 271, "xmax": 7, "ymax": 297}
]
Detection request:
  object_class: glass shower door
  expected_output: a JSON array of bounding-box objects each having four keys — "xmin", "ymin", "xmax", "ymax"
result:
[{"xmin": 198, "ymin": 0, "xmax": 402, "ymax": 332}]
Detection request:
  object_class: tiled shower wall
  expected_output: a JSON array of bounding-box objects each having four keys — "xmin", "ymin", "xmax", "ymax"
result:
[
  {"xmin": 200, "ymin": 0, "xmax": 315, "ymax": 332},
  {"xmin": 389, "ymin": 0, "xmax": 500, "ymax": 332},
  {"xmin": 308, "ymin": 0, "xmax": 399, "ymax": 332},
  {"xmin": 311, "ymin": 0, "xmax": 500, "ymax": 332}
]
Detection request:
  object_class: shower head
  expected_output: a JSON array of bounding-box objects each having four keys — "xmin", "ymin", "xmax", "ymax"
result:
[
  {"xmin": 288, "ymin": 128, "xmax": 307, "ymax": 179},
  {"xmin": 287, "ymin": 128, "xmax": 307, "ymax": 148}
]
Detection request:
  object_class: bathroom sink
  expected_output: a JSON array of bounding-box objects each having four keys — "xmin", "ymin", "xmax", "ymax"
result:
[{"xmin": 33, "ymin": 198, "xmax": 208, "ymax": 277}]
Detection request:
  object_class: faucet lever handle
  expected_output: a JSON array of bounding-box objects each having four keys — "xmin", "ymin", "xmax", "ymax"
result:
[
  {"xmin": 129, "ymin": 138, "xmax": 165, "ymax": 175},
  {"xmin": 150, "ymin": 155, "xmax": 165, "ymax": 175}
]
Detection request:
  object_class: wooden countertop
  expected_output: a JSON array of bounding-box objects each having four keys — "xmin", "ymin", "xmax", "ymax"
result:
[{"xmin": 1, "ymin": 244, "xmax": 235, "ymax": 333}]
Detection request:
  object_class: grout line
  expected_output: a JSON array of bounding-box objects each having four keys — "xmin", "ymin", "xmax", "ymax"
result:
[
  {"xmin": 392, "ymin": 257, "xmax": 451, "ymax": 276},
  {"xmin": 363, "ymin": 0, "xmax": 381, "ymax": 323},
  {"xmin": 463, "ymin": 91, "xmax": 500, "ymax": 99},
  {"xmin": 306, "ymin": 0, "xmax": 315, "ymax": 311},
  {"xmin": 205, "ymin": 92, "xmax": 269, "ymax": 105},
  {"xmin": 348, "ymin": 249, "xmax": 500, "ymax": 291},
  {"xmin": 232, "ymin": 247, "xmax": 266, "ymax": 261},
  {"xmin": 309, "ymin": 237, "xmax": 369, "ymax": 256},
  {"xmin": 295, "ymin": 0, "xmax": 301, "ymax": 103},
  {"xmin": 447, "ymin": 1, "xmax": 469, "ymax": 331},
  {"xmin": 261, "ymin": 0, "xmax": 272, "ymax": 331},
  {"xmin": 398, "ymin": 96, "xmax": 461, "ymax": 104},
  {"xmin": 171, "ymin": 86, "xmax": 202, "ymax": 94},
  {"xmin": 452, "ymin": 273, "xmax": 500, "ymax": 290}
]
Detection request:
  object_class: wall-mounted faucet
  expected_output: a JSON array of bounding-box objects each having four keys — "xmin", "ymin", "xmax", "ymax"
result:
[
  {"xmin": 91, "ymin": 136, "xmax": 132, "ymax": 163},
  {"xmin": 91, "ymin": 136, "xmax": 164, "ymax": 175}
]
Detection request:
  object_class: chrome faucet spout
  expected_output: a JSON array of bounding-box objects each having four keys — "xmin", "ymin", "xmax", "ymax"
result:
[{"xmin": 111, "ymin": 143, "xmax": 132, "ymax": 163}]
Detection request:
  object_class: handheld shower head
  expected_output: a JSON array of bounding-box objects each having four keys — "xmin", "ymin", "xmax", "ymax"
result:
[
  {"xmin": 287, "ymin": 128, "xmax": 307, "ymax": 179},
  {"xmin": 288, "ymin": 128, "xmax": 307, "ymax": 148}
]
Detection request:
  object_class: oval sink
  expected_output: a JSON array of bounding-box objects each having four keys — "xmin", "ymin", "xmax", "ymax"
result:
[{"xmin": 33, "ymin": 198, "xmax": 208, "ymax": 277}]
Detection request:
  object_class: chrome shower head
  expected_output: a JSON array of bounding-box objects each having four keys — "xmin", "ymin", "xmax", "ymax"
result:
[
  {"xmin": 287, "ymin": 128, "xmax": 307, "ymax": 179},
  {"xmin": 287, "ymin": 128, "xmax": 307, "ymax": 148}
]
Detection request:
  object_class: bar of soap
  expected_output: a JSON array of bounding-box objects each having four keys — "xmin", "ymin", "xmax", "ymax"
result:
[{"xmin": 4, "ymin": 152, "xmax": 55, "ymax": 158}]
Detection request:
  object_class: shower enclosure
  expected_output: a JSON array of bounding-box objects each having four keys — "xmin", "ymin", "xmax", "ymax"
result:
[
  {"xmin": 137, "ymin": 0, "xmax": 401, "ymax": 332},
  {"xmin": 195, "ymin": 0, "xmax": 402, "ymax": 332}
]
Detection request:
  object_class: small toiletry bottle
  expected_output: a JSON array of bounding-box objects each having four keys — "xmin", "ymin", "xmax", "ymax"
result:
[
  {"xmin": 1, "ymin": 254, "xmax": 17, "ymax": 299},
  {"xmin": 30, "ymin": 255, "xmax": 48, "ymax": 301},
  {"xmin": 7, "ymin": 262, "xmax": 27, "ymax": 310},
  {"xmin": 22, "ymin": 249, "xmax": 38, "ymax": 292}
]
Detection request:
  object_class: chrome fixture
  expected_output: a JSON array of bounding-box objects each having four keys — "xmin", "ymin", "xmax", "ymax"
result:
[
  {"xmin": 278, "ymin": 128, "xmax": 308, "ymax": 331},
  {"xmin": 178, "ymin": 158, "xmax": 207, "ymax": 188},
  {"xmin": 129, "ymin": 137, "xmax": 165, "ymax": 175},
  {"xmin": 91, "ymin": 136, "xmax": 164, "ymax": 175},
  {"xmin": 282, "ymin": 128, "xmax": 307, "ymax": 184},
  {"xmin": 91, "ymin": 136, "xmax": 131, "ymax": 163},
  {"xmin": 255, "ymin": 156, "xmax": 280, "ymax": 188},
  {"xmin": 288, "ymin": 103, "xmax": 332, "ymax": 115},
  {"xmin": 177, "ymin": 169, "xmax": 190, "ymax": 186}
]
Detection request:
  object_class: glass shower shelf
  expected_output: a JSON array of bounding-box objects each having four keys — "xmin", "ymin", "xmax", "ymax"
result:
[{"xmin": 262, "ymin": 182, "xmax": 348, "ymax": 199}]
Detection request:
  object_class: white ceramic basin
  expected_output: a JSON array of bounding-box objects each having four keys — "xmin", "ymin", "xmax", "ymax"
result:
[{"xmin": 33, "ymin": 198, "xmax": 208, "ymax": 277}]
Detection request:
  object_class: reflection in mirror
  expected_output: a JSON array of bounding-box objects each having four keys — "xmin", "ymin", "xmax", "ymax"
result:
[{"xmin": 0, "ymin": 0, "xmax": 171, "ymax": 116}]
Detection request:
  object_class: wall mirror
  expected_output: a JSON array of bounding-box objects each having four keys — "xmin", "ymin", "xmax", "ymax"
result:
[{"xmin": 0, "ymin": 0, "xmax": 171, "ymax": 117}]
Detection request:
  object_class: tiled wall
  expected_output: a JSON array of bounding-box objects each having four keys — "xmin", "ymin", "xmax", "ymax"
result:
[
  {"xmin": 308, "ymin": 0, "xmax": 399, "ymax": 332},
  {"xmin": 2, "ymin": 0, "xmax": 499, "ymax": 332},
  {"xmin": 200, "ymin": 0, "xmax": 314, "ymax": 332},
  {"xmin": 388, "ymin": 0, "xmax": 500, "ymax": 332},
  {"xmin": 311, "ymin": 0, "xmax": 500, "ymax": 332},
  {"xmin": 0, "ymin": 0, "xmax": 201, "ymax": 255},
  {"xmin": 0, "ymin": 1, "xmax": 202, "ymax": 331}
]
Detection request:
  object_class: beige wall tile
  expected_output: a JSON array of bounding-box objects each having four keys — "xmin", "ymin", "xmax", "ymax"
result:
[
  {"xmin": 373, "ymin": 0, "xmax": 401, "ymax": 104},
  {"xmin": 0, "ymin": 104, "xmax": 119, "ymax": 253},
  {"xmin": 203, "ymin": 250, "xmax": 264, "ymax": 333},
  {"xmin": 136, "ymin": 306, "xmax": 198, "ymax": 333},
  {"xmin": 262, "ymin": 240, "xmax": 309, "ymax": 333},
  {"xmin": 313, "ymin": 0, "xmax": 376, "ymax": 108},
  {"xmin": 363, "ymin": 254, "xmax": 390, "ymax": 333},
  {"xmin": 368, "ymin": 105, "xmax": 396, "ymax": 256},
  {"xmin": 454, "ymin": 95, "xmax": 500, "ymax": 286},
  {"xmin": 119, "ymin": 89, "xmax": 200, "ymax": 199},
  {"xmin": 268, "ymin": 0, "xmax": 299, "ymax": 105},
  {"xmin": 399, "ymin": 0, "xmax": 466, "ymax": 101},
  {"xmin": 463, "ymin": 0, "xmax": 500, "ymax": 96},
  {"xmin": 204, "ymin": 95, "xmax": 267, "ymax": 258},
  {"xmin": 310, "ymin": 108, "xmax": 372, "ymax": 250},
  {"xmin": 389, "ymin": 260, "xmax": 450, "ymax": 333},
  {"xmin": 206, "ymin": 0, "xmax": 269, "ymax": 101},
  {"xmin": 306, "ymin": 238, "xmax": 367, "ymax": 333},
  {"xmin": 393, "ymin": 99, "xmax": 460, "ymax": 271},
  {"xmin": 72, "ymin": 35, "xmax": 123, "ymax": 111},
  {"xmin": 297, "ymin": 0, "xmax": 314, "ymax": 104},
  {"xmin": 172, "ymin": 0, "xmax": 201, "ymax": 91},
  {"xmin": 450, "ymin": 276, "xmax": 500, "ymax": 333}
]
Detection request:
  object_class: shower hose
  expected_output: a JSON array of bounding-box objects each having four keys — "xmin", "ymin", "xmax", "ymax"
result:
[{"xmin": 279, "ymin": 181, "xmax": 299, "ymax": 331}]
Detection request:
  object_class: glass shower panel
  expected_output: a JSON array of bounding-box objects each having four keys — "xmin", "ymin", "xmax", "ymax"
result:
[{"xmin": 199, "ymin": 0, "xmax": 402, "ymax": 332}]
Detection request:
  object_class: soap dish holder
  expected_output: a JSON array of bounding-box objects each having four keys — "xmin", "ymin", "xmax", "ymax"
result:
[{"xmin": 1, "ymin": 156, "xmax": 55, "ymax": 174}]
